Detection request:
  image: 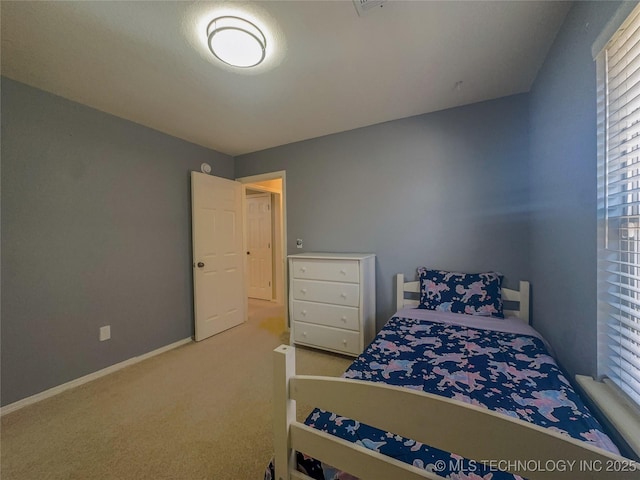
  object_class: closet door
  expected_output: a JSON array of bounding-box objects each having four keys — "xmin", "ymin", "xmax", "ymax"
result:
[
  {"xmin": 191, "ymin": 172, "xmax": 246, "ymax": 341},
  {"xmin": 246, "ymin": 193, "xmax": 273, "ymax": 300}
]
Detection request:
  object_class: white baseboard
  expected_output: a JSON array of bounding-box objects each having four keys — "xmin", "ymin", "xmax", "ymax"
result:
[{"xmin": 1, "ymin": 337, "xmax": 193, "ymax": 416}]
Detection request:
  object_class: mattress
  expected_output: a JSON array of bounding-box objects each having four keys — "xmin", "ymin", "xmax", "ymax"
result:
[{"xmin": 267, "ymin": 308, "xmax": 619, "ymax": 480}]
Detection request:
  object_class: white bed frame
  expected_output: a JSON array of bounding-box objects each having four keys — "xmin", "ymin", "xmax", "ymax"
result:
[{"xmin": 274, "ymin": 276, "xmax": 634, "ymax": 480}]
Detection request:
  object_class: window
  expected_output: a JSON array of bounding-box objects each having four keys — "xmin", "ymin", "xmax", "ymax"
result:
[{"xmin": 598, "ymin": 4, "xmax": 640, "ymax": 409}]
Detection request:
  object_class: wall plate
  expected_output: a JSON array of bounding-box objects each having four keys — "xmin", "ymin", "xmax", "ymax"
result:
[{"xmin": 353, "ymin": 0, "xmax": 386, "ymax": 16}]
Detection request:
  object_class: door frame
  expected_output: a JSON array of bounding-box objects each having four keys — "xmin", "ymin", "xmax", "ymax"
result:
[{"xmin": 236, "ymin": 171, "xmax": 288, "ymax": 328}]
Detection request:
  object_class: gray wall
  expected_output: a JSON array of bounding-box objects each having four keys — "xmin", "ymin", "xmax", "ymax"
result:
[
  {"xmin": 236, "ymin": 94, "xmax": 531, "ymax": 328},
  {"xmin": 5, "ymin": 0, "xmax": 625, "ymax": 406},
  {"xmin": 528, "ymin": 1, "xmax": 624, "ymax": 378},
  {"xmin": 1, "ymin": 77, "xmax": 234, "ymax": 406}
]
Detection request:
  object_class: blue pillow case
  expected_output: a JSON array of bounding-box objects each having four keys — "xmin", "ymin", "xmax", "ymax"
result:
[{"xmin": 417, "ymin": 268, "xmax": 504, "ymax": 318}]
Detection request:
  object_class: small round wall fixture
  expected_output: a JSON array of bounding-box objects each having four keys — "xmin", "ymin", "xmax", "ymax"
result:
[
  {"xmin": 200, "ymin": 163, "xmax": 212, "ymax": 174},
  {"xmin": 206, "ymin": 16, "xmax": 267, "ymax": 68}
]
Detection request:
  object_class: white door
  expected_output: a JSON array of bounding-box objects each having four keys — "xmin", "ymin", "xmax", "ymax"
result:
[
  {"xmin": 247, "ymin": 193, "xmax": 273, "ymax": 300},
  {"xmin": 191, "ymin": 172, "xmax": 246, "ymax": 341}
]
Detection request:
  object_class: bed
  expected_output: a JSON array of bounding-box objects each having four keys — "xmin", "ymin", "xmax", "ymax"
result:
[{"xmin": 270, "ymin": 272, "xmax": 637, "ymax": 479}]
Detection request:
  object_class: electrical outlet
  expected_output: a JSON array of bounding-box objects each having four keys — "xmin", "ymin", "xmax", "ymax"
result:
[
  {"xmin": 296, "ymin": 238, "xmax": 303, "ymax": 249},
  {"xmin": 99, "ymin": 325, "xmax": 111, "ymax": 341}
]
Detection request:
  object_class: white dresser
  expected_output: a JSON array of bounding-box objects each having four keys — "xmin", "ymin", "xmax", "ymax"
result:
[{"xmin": 288, "ymin": 253, "xmax": 376, "ymax": 356}]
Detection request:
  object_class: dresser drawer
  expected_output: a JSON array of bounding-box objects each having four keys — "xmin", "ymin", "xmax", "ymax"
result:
[
  {"xmin": 293, "ymin": 321, "xmax": 360, "ymax": 355},
  {"xmin": 292, "ymin": 279, "xmax": 359, "ymax": 307},
  {"xmin": 291, "ymin": 259, "xmax": 359, "ymax": 283},
  {"xmin": 292, "ymin": 300, "xmax": 359, "ymax": 331}
]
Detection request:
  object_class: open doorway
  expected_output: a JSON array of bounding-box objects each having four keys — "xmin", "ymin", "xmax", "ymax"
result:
[{"xmin": 237, "ymin": 171, "xmax": 288, "ymax": 331}]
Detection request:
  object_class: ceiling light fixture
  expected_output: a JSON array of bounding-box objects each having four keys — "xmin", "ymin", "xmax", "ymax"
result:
[{"xmin": 206, "ymin": 16, "xmax": 267, "ymax": 68}]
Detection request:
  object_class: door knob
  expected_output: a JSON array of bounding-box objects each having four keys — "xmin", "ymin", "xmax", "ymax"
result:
[{"xmin": 197, "ymin": 262, "xmax": 205, "ymax": 268}]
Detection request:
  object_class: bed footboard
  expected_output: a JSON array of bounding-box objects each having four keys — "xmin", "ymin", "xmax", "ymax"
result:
[{"xmin": 273, "ymin": 345, "xmax": 636, "ymax": 480}]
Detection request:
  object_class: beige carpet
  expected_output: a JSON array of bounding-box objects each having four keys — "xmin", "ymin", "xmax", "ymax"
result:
[{"xmin": 1, "ymin": 300, "xmax": 352, "ymax": 480}]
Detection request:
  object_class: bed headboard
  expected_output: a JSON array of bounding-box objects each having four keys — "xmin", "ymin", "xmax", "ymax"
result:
[{"xmin": 395, "ymin": 274, "xmax": 531, "ymax": 324}]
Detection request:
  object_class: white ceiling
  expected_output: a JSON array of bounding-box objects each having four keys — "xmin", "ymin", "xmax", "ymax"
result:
[{"xmin": 1, "ymin": 1, "xmax": 571, "ymax": 156}]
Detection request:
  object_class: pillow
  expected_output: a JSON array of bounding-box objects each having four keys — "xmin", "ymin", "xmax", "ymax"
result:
[{"xmin": 417, "ymin": 268, "xmax": 504, "ymax": 318}]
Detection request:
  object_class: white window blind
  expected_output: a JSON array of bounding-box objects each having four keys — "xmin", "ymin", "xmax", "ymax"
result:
[{"xmin": 598, "ymin": 4, "xmax": 640, "ymax": 408}]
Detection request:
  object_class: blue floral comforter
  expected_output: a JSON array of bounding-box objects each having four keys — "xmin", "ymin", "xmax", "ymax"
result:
[{"xmin": 267, "ymin": 309, "xmax": 619, "ymax": 480}]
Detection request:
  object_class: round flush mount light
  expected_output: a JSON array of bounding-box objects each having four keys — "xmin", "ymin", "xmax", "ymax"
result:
[{"xmin": 206, "ymin": 16, "xmax": 267, "ymax": 68}]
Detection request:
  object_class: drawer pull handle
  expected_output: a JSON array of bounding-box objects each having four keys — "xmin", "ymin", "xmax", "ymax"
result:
[
  {"xmin": 342, "ymin": 339, "xmax": 347, "ymax": 345},
  {"xmin": 340, "ymin": 293, "xmax": 347, "ymax": 299},
  {"xmin": 340, "ymin": 269, "xmax": 347, "ymax": 275},
  {"xmin": 303, "ymin": 332, "xmax": 307, "ymax": 337},
  {"xmin": 301, "ymin": 288, "xmax": 307, "ymax": 294},
  {"xmin": 301, "ymin": 267, "xmax": 307, "ymax": 273},
  {"xmin": 341, "ymin": 316, "xmax": 347, "ymax": 322},
  {"xmin": 302, "ymin": 310, "xmax": 307, "ymax": 316}
]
